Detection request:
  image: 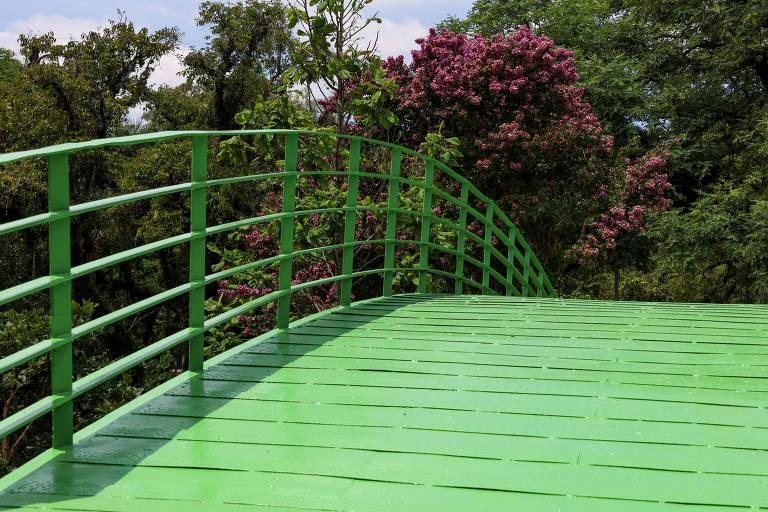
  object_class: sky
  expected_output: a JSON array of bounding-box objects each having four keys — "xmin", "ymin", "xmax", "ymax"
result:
[{"xmin": 0, "ymin": 0, "xmax": 473, "ymax": 89}]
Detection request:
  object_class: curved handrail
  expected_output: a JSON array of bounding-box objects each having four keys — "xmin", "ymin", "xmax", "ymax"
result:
[{"xmin": 0, "ymin": 129, "xmax": 555, "ymax": 450}]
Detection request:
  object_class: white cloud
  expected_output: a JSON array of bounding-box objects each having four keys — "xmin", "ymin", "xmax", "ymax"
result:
[
  {"xmin": 149, "ymin": 47, "xmax": 189, "ymax": 88},
  {"xmin": 127, "ymin": 103, "xmax": 147, "ymax": 125},
  {"xmin": 362, "ymin": 17, "xmax": 428, "ymax": 61},
  {"xmin": 0, "ymin": 31, "xmax": 18, "ymax": 52},
  {"xmin": 366, "ymin": 0, "xmax": 468, "ymax": 9},
  {"xmin": 2, "ymin": 15, "xmax": 104, "ymax": 52},
  {"xmin": 0, "ymin": 15, "xmax": 190, "ymax": 90}
]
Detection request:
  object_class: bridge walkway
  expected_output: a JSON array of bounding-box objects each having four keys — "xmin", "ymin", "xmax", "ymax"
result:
[{"xmin": 2, "ymin": 294, "xmax": 768, "ymax": 511}]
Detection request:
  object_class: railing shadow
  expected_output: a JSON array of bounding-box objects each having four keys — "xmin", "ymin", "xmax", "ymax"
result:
[{"xmin": 0, "ymin": 295, "xmax": 436, "ymax": 508}]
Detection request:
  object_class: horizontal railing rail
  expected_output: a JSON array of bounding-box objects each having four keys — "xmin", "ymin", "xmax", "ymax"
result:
[{"xmin": 0, "ymin": 129, "xmax": 555, "ymax": 450}]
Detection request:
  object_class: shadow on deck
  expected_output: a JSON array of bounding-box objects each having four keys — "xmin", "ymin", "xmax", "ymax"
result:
[{"xmin": 2, "ymin": 294, "xmax": 768, "ymax": 511}]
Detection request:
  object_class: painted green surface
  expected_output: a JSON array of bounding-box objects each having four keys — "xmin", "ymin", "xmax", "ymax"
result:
[
  {"xmin": 188, "ymin": 135, "xmax": 208, "ymax": 373},
  {"xmin": 46, "ymin": 153, "xmax": 73, "ymax": 449},
  {"xmin": 341, "ymin": 139, "xmax": 361, "ymax": 307},
  {"xmin": 277, "ymin": 133, "xmax": 298, "ymax": 329},
  {"xmin": 2, "ymin": 295, "xmax": 768, "ymax": 510}
]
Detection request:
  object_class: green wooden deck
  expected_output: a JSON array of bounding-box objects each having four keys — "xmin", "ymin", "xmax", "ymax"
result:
[{"xmin": 2, "ymin": 294, "xmax": 768, "ymax": 511}]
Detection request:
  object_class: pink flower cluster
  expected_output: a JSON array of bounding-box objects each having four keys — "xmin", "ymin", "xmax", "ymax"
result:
[
  {"xmin": 383, "ymin": 27, "xmax": 611, "ymax": 183},
  {"xmin": 216, "ymin": 200, "xmax": 343, "ymax": 335},
  {"xmin": 568, "ymin": 144, "xmax": 673, "ymax": 262}
]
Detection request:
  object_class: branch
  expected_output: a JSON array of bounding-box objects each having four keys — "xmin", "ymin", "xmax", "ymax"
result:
[
  {"xmin": 6, "ymin": 422, "xmax": 33, "ymax": 466},
  {"xmin": 1, "ymin": 386, "xmax": 19, "ymax": 461}
]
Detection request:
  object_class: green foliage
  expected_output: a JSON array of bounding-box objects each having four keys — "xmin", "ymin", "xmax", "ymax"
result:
[
  {"xmin": 345, "ymin": 59, "xmax": 399, "ymax": 132},
  {"xmin": 650, "ymin": 177, "xmax": 768, "ymax": 303},
  {"xmin": 443, "ymin": 0, "xmax": 768, "ymax": 301},
  {"xmin": 0, "ymin": 301, "xmax": 159, "ymax": 474},
  {"xmin": 614, "ymin": 0, "xmax": 768, "ymax": 303},
  {"xmin": 419, "ymin": 124, "xmax": 462, "ymax": 167},
  {"xmin": 0, "ymin": 49, "xmax": 20, "ymax": 83},
  {"xmin": 286, "ymin": 0, "xmax": 383, "ymax": 136},
  {"xmin": 442, "ymin": 0, "xmax": 767, "ymax": 187},
  {"xmin": 612, "ymin": 0, "xmax": 768, "ymax": 188},
  {"xmin": 286, "ymin": 0, "xmax": 380, "ymax": 85},
  {"xmin": 144, "ymin": 83, "xmax": 209, "ymax": 130},
  {"xmin": 17, "ymin": 13, "xmax": 179, "ymax": 140},
  {"xmin": 182, "ymin": 0, "xmax": 293, "ymax": 129}
]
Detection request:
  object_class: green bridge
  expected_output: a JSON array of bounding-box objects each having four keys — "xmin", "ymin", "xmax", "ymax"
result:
[{"xmin": 1, "ymin": 131, "xmax": 767, "ymax": 511}]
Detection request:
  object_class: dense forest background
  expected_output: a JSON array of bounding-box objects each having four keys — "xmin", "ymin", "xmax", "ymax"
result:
[{"xmin": 1, "ymin": 0, "xmax": 767, "ymax": 474}]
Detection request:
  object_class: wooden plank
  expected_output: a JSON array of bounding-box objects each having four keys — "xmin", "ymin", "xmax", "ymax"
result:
[
  {"xmin": 266, "ymin": 334, "xmax": 768, "ymax": 363},
  {"xmin": 306, "ymin": 316, "xmax": 768, "ymax": 340},
  {"xmin": 0, "ymin": 470, "xmax": 745, "ymax": 512},
  {"xmin": 7, "ymin": 456, "xmax": 768, "ymax": 509},
  {"xmin": 207, "ymin": 357, "xmax": 768, "ymax": 393},
  {"xmin": 272, "ymin": 329, "xmax": 768, "ymax": 359},
  {"xmin": 285, "ymin": 326, "xmax": 768, "ymax": 352},
  {"xmin": 223, "ymin": 349, "xmax": 768, "ymax": 384},
  {"xmin": 163, "ymin": 378, "xmax": 768, "ymax": 427},
  {"xmin": 337, "ymin": 306, "xmax": 768, "ymax": 328},
  {"xmin": 194, "ymin": 364, "xmax": 768, "ymax": 407},
  {"xmin": 122, "ymin": 403, "xmax": 768, "ymax": 452},
  {"xmin": 95, "ymin": 414, "xmax": 768, "ymax": 475},
  {"xmin": 0, "ymin": 493, "xmax": 322, "ymax": 511},
  {"xmin": 58, "ymin": 433, "xmax": 768, "ymax": 485},
  {"xmin": 256, "ymin": 336, "xmax": 768, "ymax": 365}
]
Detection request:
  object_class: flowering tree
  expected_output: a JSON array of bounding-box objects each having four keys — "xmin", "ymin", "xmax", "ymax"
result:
[
  {"xmin": 567, "ymin": 142, "xmax": 674, "ymax": 264},
  {"xmin": 380, "ymin": 27, "xmax": 673, "ymax": 270}
]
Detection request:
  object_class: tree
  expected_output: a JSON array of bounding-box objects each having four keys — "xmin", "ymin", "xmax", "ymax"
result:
[
  {"xmin": 378, "ymin": 28, "xmax": 671, "ymax": 270},
  {"xmin": 439, "ymin": 0, "xmax": 768, "ymax": 301},
  {"xmin": 182, "ymin": 0, "xmax": 293, "ymax": 129},
  {"xmin": 612, "ymin": 0, "xmax": 768, "ymax": 189},
  {"xmin": 647, "ymin": 105, "xmax": 768, "ymax": 304},
  {"xmin": 445, "ymin": 0, "xmax": 768, "ymax": 196},
  {"xmin": 566, "ymin": 140, "xmax": 674, "ymax": 298},
  {"xmin": 441, "ymin": 0, "xmax": 658, "ymax": 149},
  {"xmin": 18, "ymin": 14, "xmax": 179, "ymax": 140},
  {"xmin": 143, "ymin": 82, "xmax": 209, "ymax": 131},
  {"xmin": 286, "ymin": 0, "xmax": 384, "ymax": 139},
  {"xmin": 0, "ymin": 15, "xmax": 180, "ymax": 285},
  {"xmin": 599, "ymin": 0, "xmax": 768, "ymax": 302}
]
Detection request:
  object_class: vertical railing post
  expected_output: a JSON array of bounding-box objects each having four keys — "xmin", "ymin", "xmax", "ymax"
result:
[
  {"xmin": 383, "ymin": 148, "xmax": 401, "ymax": 297},
  {"xmin": 340, "ymin": 140, "xmax": 361, "ymax": 307},
  {"xmin": 482, "ymin": 205, "xmax": 493, "ymax": 295},
  {"xmin": 340, "ymin": 140, "xmax": 362, "ymax": 306},
  {"xmin": 48, "ymin": 152, "xmax": 72, "ymax": 449},
  {"xmin": 506, "ymin": 225, "xmax": 517, "ymax": 296},
  {"xmin": 522, "ymin": 248, "xmax": 532, "ymax": 298},
  {"xmin": 454, "ymin": 183, "xmax": 468, "ymax": 296},
  {"xmin": 277, "ymin": 134, "xmax": 298, "ymax": 328},
  {"xmin": 188, "ymin": 135, "xmax": 207, "ymax": 373},
  {"xmin": 418, "ymin": 162, "xmax": 434, "ymax": 294}
]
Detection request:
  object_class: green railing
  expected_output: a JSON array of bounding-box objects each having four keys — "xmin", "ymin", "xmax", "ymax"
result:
[{"xmin": 0, "ymin": 129, "xmax": 554, "ymax": 450}]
